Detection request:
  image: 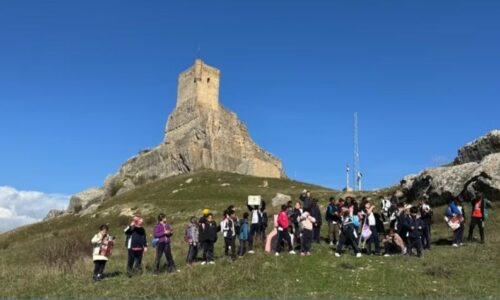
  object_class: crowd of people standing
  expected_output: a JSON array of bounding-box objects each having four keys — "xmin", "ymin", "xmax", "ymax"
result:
[{"xmin": 89, "ymin": 190, "xmax": 493, "ymax": 282}]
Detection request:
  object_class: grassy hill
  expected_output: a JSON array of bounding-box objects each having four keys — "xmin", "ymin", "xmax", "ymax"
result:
[{"xmin": 0, "ymin": 170, "xmax": 498, "ymax": 299}]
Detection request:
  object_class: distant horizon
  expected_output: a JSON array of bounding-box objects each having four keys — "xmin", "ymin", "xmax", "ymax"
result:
[{"xmin": 1, "ymin": 1, "xmax": 499, "ymax": 230}]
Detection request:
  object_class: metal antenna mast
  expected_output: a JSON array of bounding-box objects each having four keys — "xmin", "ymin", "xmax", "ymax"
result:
[{"xmin": 353, "ymin": 112, "xmax": 362, "ymax": 191}]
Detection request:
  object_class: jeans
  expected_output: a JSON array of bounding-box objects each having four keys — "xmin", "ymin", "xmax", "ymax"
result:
[
  {"xmin": 186, "ymin": 244, "xmax": 198, "ymax": 264},
  {"xmin": 301, "ymin": 229, "xmax": 313, "ymax": 253},
  {"xmin": 422, "ymin": 223, "xmax": 431, "ymax": 249},
  {"xmin": 453, "ymin": 224, "xmax": 464, "ymax": 244},
  {"xmin": 203, "ymin": 241, "xmax": 215, "ymax": 262},
  {"xmin": 238, "ymin": 239, "xmax": 248, "ymax": 256},
  {"xmin": 468, "ymin": 217, "xmax": 484, "ymax": 242},
  {"xmin": 127, "ymin": 250, "xmax": 143, "ymax": 276},
  {"xmin": 93, "ymin": 260, "xmax": 107, "ymax": 281},
  {"xmin": 155, "ymin": 242, "xmax": 176, "ymax": 273}
]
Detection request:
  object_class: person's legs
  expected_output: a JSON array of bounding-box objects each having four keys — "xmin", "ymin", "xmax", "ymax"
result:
[
  {"xmin": 370, "ymin": 226, "xmax": 380, "ymax": 253},
  {"xmin": 348, "ymin": 231, "xmax": 361, "ymax": 254},
  {"xmin": 186, "ymin": 244, "xmax": 195, "ymax": 264},
  {"xmin": 154, "ymin": 242, "xmax": 165, "ymax": 273},
  {"xmin": 93, "ymin": 261, "xmax": 101, "ymax": 281},
  {"xmin": 468, "ymin": 217, "xmax": 478, "ymax": 241},
  {"xmin": 407, "ymin": 238, "xmax": 414, "ymax": 255},
  {"xmin": 300, "ymin": 231, "xmax": 307, "ymax": 253},
  {"xmin": 276, "ymin": 230, "xmax": 284, "ymax": 253},
  {"xmin": 134, "ymin": 251, "xmax": 143, "ymax": 273},
  {"xmin": 127, "ymin": 250, "xmax": 135, "ymax": 276},
  {"xmin": 306, "ymin": 229, "xmax": 313, "ymax": 253},
  {"xmin": 336, "ymin": 232, "xmax": 347, "ymax": 254},
  {"xmin": 248, "ymin": 224, "xmax": 257, "ymax": 251},
  {"xmin": 333, "ymin": 223, "xmax": 339, "ymax": 244},
  {"xmin": 478, "ymin": 220, "xmax": 485, "ymax": 243},
  {"xmin": 313, "ymin": 226, "xmax": 321, "ymax": 244},
  {"xmin": 203, "ymin": 241, "xmax": 209, "ymax": 262},
  {"xmin": 230, "ymin": 237, "xmax": 236, "ymax": 259},
  {"xmin": 415, "ymin": 237, "xmax": 423, "ymax": 257},
  {"xmin": 224, "ymin": 237, "xmax": 230, "ymax": 256},
  {"xmin": 328, "ymin": 222, "xmax": 334, "ymax": 243},
  {"xmin": 164, "ymin": 243, "xmax": 176, "ymax": 272},
  {"xmin": 284, "ymin": 231, "xmax": 293, "ymax": 251},
  {"xmin": 208, "ymin": 242, "xmax": 215, "ymax": 262}
]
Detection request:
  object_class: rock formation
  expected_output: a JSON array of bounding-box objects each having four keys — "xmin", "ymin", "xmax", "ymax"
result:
[
  {"xmin": 64, "ymin": 59, "xmax": 285, "ymax": 214},
  {"xmin": 400, "ymin": 130, "xmax": 500, "ymax": 206}
]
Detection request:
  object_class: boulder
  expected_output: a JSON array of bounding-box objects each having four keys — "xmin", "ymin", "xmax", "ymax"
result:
[
  {"xmin": 79, "ymin": 204, "xmax": 100, "ymax": 216},
  {"xmin": 67, "ymin": 188, "xmax": 105, "ymax": 214},
  {"xmin": 272, "ymin": 193, "xmax": 291, "ymax": 207},
  {"xmin": 402, "ymin": 153, "xmax": 500, "ymax": 206}
]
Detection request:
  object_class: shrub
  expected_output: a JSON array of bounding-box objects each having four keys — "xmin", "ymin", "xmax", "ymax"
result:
[{"xmin": 38, "ymin": 232, "xmax": 91, "ymax": 272}]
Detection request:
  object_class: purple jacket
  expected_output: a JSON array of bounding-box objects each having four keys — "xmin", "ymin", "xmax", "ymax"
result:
[{"xmin": 153, "ymin": 223, "xmax": 172, "ymax": 244}]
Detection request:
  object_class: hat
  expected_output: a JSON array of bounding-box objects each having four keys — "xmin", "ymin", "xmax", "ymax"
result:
[
  {"xmin": 133, "ymin": 216, "xmax": 144, "ymax": 227},
  {"xmin": 202, "ymin": 208, "xmax": 210, "ymax": 215}
]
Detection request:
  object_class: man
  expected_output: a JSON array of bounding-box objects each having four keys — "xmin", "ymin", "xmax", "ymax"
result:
[
  {"xmin": 419, "ymin": 198, "xmax": 433, "ymax": 249},
  {"xmin": 325, "ymin": 197, "xmax": 340, "ymax": 246},
  {"xmin": 310, "ymin": 198, "xmax": 322, "ymax": 244},
  {"xmin": 247, "ymin": 201, "xmax": 265, "ymax": 253},
  {"xmin": 300, "ymin": 190, "xmax": 312, "ymax": 212},
  {"xmin": 468, "ymin": 192, "xmax": 486, "ymax": 244}
]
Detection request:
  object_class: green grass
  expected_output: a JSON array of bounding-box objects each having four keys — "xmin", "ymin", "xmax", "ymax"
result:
[{"xmin": 0, "ymin": 170, "xmax": 498, "ymax": 299}]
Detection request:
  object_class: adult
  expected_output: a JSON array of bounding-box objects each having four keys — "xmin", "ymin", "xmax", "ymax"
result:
[
  {"xmin": 364, "ymin": 202, "xmax": 381, "ymax": 255},
  {"xmin": 124, "ymin": 216, "xmax": 148, "ymax": 277},
  {"xmin": 446, "ymin": 197, "xmax": 464, "ymax": 247},
  {"xmin": 468, "ymin": 192, "xmax": 486, "ymax": 244},
  {"xmin": 247, "ymin": 201, "xmax": 265, "ymax": 254},
  {"xmin": 153, "ymin": 213, "xmax": 177, "ymax": 274},
  {"xmin": 91, "ymin": 224, "xmax": 114, "ymax": 282},
  {"xmin": 300, "ymin": 190, "xmax": 312, "ymax": 212},
  {"xmin": 419, "ymin": 199, "xmax": 433, "ymax": 249},
  {"xmin": 325, "ymin": 197, "xmax": 340, "ymax": 246},
  {"xmin": 310, "ymin": 198, "xmax": 322, "ymax": 244}
]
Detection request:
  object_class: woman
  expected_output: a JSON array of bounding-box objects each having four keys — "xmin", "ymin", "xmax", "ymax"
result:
[
  {"xmin": 91, "ymin": 224, "xmax": 114, "ymax": 282},
  {"xmin": 124, "ymin": 215, "xmax": 148, "ymax": 277},
  {"xmin": 153, "ymin": 213, "xmax": 178, "ymax": 274}
]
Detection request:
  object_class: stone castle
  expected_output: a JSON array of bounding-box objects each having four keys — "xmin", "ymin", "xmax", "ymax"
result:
[{"xmin": 66, "ymin": 59, "xmax": 285, "ymax": 214}]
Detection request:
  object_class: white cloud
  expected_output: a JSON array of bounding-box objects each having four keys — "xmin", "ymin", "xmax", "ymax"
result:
[{"xmin": 0, "ymin": 186, "xmax": 69, "ymax": 233}]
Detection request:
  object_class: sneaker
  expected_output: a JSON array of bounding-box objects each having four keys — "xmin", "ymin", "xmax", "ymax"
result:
[
  {"xmin": 275, "ymin": 252, "xmax": 280, "ymax": 256},
  {"xmin": 329, "ymin": 242, "xmax": 334, "ymax": 246},
  {"xmin": 201, "ymin": 261, "xmax": 207, "ymax": 265},
  {"xmin": 356, "ymin": 253, "xmax": 362, "ymax": 258},
  {"xmin": 306, "ymin": 252, "xmax": 311, "ymax": 256},
  {"xmin": 248, "ymin": 250, "xmax": 255, "ymax": 254},
  {"xmin": 300, "ymin": 252, "xmax": 306, "ymax": 256},
  {"xmin": 383, "ymin": 254, "xmax": 391, "ymax": 257},
  {"xmin": 208, "ymin": 261, "xmax": 215, "ymax": 265},
  {"xmin": 452, "ymin": 243, "xmax": 458, "ymax": 247},
  {"xmin": 334, "ymin": 252, "xmax": 341, "ymax": 257},
  {"xmin": 459, "ymin": 243, "xmax": 464, "ymax": 246},
  {"xmin": 289, "ymin": 250, "xmax": 296, "ymax": 255}
]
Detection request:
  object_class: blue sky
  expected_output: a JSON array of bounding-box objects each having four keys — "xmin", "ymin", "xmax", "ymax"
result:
[{"xmin": 0, "ymin": 0, "xmax": 499, "ymax": 201}]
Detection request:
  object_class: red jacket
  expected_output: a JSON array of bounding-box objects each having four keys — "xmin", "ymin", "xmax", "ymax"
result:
[{"xmin": 278, "ymin": 211, "xmax": 289, "ymax": 229}]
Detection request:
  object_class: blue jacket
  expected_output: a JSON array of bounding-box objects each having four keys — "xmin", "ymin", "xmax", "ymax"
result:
[
  {"xmin": 446, "ymin": 201, "xmax": 462, "ymax": 218},
  {"xmin": 239, "ymin": 219, "xmax": 249, "ymax": 241},
  {"xmin": 406, "ymin": 217, "xmax": 425, "ymax": 239}
]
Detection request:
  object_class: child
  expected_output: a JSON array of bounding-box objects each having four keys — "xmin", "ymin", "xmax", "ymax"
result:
[
  {"xmin": 185, "ymin": 216, "xmax": 199, "ymax": 266},
  {"xmin": 299, "ymin": 211, "xmax": 316, "ymax": 256},
  {"xmin": 199, "ymin": 213, "xmax": 218, "ymax": 265},
  {"xmin": 238, "ymin": 212, "xmax": 250, "ymax": 256},
  {"xmin": 406, "ymin": 207, "xmax": 424, "ymax": 257},
  {"xmin": 91, "ymin": 224, "xmax": 114, "ymax": 282},
  {"xmin": 276, "ymin": 205, "xmax": 295, "ymax": 256},
  {"xmin": 382, "ymin": 228, "xmax": 406, "ymax": 256},
  {"xmin": 221, "ymin": 209, "xmax": 237, "ymax": 260},
  {"xmin": 153, "ymin": 213, "xmax": 177, "ymax": 274},
  {"xmin": 335, "ymin": 209, "xmax": 362, "ymax": 258},
  {"xmin": 124, "ymin": 215, "xmax": 148, "ymax": 277}
]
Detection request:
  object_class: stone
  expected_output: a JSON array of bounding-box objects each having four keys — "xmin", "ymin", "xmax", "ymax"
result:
[
  {"xmin": 454, "ymin": 130, "xmax": 500, "ymax": 165},
  {"xmin": 221, "ymin": 183, "xmax": 230, "ymax": 187},
  {"xmin": 186, "ymin": 178, "xmax": 193, "ymax": 184},
  {"xmin": 44, "ymin": 209, "xmax": 65, "ymax": 221},
  {"xmin": 272, "ymin": 193, "xmax": 291, "ymax": 207},
  {"xmin": 79, "ymin": 204, "xmax": 99, "ymax": 216},
  {"xmin": 401, "ymin": 152, "xmax": 500, "ymax": 206},
  {"xmin": 67, "ymin": 188, "xmax": 105, "ymax": 213},
  {"xmin": 259, "ymin": 180, "xmax": 269, "ymax": 188}
]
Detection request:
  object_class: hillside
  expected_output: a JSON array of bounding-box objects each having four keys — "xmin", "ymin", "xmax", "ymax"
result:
[{"xmin": 0, "ymin": 170, "xmax": 499, "ymax": 299}]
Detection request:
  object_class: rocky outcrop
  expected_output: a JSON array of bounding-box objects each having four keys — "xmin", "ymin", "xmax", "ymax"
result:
[
  {"xmin": 67, "ymin": 188, "xmax": 105, "ymax": 214},
  {"xmin": 454, "ymin": 130, "xmax": 500, "ymax": 164},
  {"xmin": 400, "ymin": 131, "xmax": 500, "ymax": 206},
  {"xmin": 43, "ymin": 209, "xmax": 65, "ymax": 221},
  {"xmin": 61, "ymin": 59, "xmax": 285, "ymax": 213}
]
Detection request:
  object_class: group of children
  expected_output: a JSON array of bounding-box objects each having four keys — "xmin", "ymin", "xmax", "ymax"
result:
[{"xmin": 90, "ymin": 191, "xmax": 492, "ymax": 282}]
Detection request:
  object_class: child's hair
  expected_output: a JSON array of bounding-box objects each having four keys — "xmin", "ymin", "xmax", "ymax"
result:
[
  {"xmin": 190, "ymin": 216, "xmax": 197, "ymax": 223},
  {"xmin": 157, "ymin": 213, "xmax": 166, "ymax": 222},
  {"xmin": 207, "ymin": 213, "xmax": 214, "ymax": 218},
  {"xmin": 281, "ymin": 204, "xmax": 287, "ymax": 211},
  {"xmin": 410, "ymin": 207, "xmax": 418, "ymax": 214},
  {"xmin": 99, "ymin": 224, "xmax": 109, "ymax": 231},
  {"xmin": 243, "ymin": 212, "xmax": 249, "ymax": 219}
]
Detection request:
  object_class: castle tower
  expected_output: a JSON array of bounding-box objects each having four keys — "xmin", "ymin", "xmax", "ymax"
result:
[{"xmin": 176, "ymin": 59, "xmax": 220, "ymax": 110}]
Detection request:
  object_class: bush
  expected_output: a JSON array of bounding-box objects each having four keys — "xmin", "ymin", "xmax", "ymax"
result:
[{"xmin": 38, "ymin": 232, "xmax": 91, "ymax": 272}]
